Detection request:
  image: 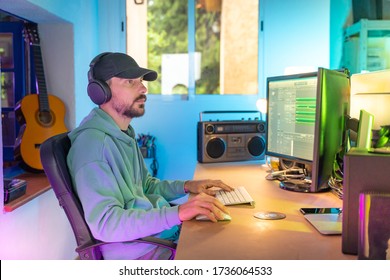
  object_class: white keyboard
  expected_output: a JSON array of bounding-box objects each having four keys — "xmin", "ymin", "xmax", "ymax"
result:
[{"xmin": 216, "ymin": 186, "xmax": 254, "ymax": 206}]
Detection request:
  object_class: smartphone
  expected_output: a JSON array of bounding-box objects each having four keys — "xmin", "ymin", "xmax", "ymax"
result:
[{"xmin": 299, "ymin": 207, "xmax": 341, "ymax": 215}]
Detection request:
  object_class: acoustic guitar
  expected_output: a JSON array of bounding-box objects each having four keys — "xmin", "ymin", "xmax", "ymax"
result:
[{"xmin": 15, "ymin": 23, "xmax": 68, "ymax": 171}]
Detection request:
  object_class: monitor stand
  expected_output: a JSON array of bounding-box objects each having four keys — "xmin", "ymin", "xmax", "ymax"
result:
[{"xmin": 279, "ymin": 179, "xmax": 311, "ymax": 193}]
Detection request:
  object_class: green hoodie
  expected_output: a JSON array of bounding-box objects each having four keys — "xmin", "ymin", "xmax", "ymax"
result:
[{"xmin": 67, "ymin": 108, "xmax": 186, "ymax": 259}]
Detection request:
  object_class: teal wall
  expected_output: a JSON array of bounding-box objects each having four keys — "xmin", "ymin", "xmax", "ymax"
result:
[{"xmin": 330, "ymin": 0, "xmax": 353, "ymax": 69}]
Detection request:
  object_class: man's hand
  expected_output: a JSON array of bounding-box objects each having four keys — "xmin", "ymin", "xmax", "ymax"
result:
[
  {"xmin": 184, "ymin": 179, "xmax": 233, "ymax": 196},
  {"xmin": 178, "ymin": 193, "xmax": 230, "ymax": 223}
]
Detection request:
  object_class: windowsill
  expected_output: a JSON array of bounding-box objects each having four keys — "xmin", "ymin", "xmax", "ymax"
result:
[
  {"xmin": 146, "ymin": 93, "xmax": 258, "ymax": 102},
  {"xmin": 3, "ymin": 172, "xmax": 51, "ymax": 212}
]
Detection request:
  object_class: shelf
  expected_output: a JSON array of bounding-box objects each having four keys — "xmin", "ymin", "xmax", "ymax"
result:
[
  {"xmin": 343, "ymin": 19, "xmax": 390, "ymax": 74},
  {"xmin": 1, "ymin": 21, "xmax": 27, "ymax": 162},
  {"xmin": 3, "ymin": 172, "xmax": 51, "ymax": 212},
  {"xmin": 344, "ymin": 19, "xmax": 390, "ymax": 38}
]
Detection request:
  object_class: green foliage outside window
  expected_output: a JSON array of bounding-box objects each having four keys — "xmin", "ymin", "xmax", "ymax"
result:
[{"xmin": 147, "ymin": 0, "xmax": 221, "ymax": 94}]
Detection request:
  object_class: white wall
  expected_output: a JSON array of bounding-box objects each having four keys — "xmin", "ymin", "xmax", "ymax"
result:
[
  {"xmin": 39, "ymin": 23, "xmax": 75, "ymax": 130},
  {"xmin": 0, "ymin": 190, "xmax": 76, "ymax": 259}
]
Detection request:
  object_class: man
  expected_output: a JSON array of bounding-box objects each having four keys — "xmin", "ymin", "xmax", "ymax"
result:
[{"xmin": 67, "ymin": 52, "xmax": 232, "ymax": 259}]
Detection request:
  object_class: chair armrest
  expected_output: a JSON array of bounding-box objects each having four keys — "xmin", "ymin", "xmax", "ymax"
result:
[
  {"xmin": 76, "ymin": 241, "xmax": 105, "ymax": 260},
  {"xmin": 137, "ymin": 236, "xmax": 177, "ymax": 249},
  {"xmin": 76, "ymin": 237, "xmax": 177, "ymax": 260}
]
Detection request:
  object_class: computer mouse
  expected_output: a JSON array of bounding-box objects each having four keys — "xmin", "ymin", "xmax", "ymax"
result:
[
  {"xmin": 195, "ymin": 213, "xmax": 232, "ymax": 221},
  {"xmin": 221, "ymin": 213, "xmax": 232, "ymax": 221}
]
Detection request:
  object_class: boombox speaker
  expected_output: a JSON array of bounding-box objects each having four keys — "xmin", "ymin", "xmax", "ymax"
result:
[{"xmin": 197, "ymin": 111, "xmax": 266, "ymax": 163}]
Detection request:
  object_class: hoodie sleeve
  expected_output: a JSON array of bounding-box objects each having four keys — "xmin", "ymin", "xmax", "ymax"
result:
[
  {"xmin": 136, "ymin": 144, "xmax": 188, "ymax": 201},
  {"xmin": 143, "ymin": 171, "xmax": 187, "ymax": 201}
]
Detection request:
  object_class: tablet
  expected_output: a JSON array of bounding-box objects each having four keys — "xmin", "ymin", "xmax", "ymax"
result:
[{"xmin": 304, "ymin": 213, "xmax": 342, "ymax": 235}]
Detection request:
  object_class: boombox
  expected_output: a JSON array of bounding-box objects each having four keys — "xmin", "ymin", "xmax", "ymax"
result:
[{"xmin": 197, "ymin": 112, "xmax": 266, "ymax": 163}]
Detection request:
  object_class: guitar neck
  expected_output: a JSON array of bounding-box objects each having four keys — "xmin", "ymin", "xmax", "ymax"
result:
[{"xmin": 31, "ymin": 44, "xmax": 50, "ymax": 113}]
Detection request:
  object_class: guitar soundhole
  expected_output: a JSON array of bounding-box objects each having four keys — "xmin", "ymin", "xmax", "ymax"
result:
[{"xmin": 37, "ymin": 110, "xmax": 55, "ymax": 127}]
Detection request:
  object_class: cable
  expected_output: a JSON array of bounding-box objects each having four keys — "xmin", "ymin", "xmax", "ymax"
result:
[
  {"xmin": 150, "ymin": 145, "xmax": 159, "ymax": 177},
  {"xmin": 265, "ymin": 168, "xmax": 306, "ymax": 181}
]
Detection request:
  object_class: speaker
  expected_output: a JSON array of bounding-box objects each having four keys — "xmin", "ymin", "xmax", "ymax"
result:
[
  {"xmin": 197, "ymin": 120, "xmax": 266, "ymax": 163},
  {"xmin": 87, "ymin": 52, "xmax": 112, "ymax": 105},
  {"xmin": 342, "ymin": 148, "xmax": 390, "ymax": 255}
]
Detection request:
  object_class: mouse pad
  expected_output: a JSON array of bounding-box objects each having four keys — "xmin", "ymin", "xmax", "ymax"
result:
[{"xmin": 304, "ymin": 213, "xmax": 342, "ymax": 235}]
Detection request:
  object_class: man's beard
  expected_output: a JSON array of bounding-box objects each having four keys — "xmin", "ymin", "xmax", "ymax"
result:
[
  {"xmin": 113, "ymin": 95, "xmax": 147, "ymax": 119},
  {"xmin": 123, "ymin": 103, "xmax": 145, "ymax": 118}
]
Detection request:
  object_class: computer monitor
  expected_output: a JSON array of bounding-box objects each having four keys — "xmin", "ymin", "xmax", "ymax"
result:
[
  {"xmin": 266, "ymin": 68, "xmax": 350, "ymax": 193},
  {"xmin": 356, "ymin": 109, "xmax": 374, "ymax": 149},
  {"xmin": 350, "ymin": 69, "xmax": 390, "ymax": 130}
]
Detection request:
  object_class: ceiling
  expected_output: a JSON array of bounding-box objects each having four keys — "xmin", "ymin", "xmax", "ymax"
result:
[{"xmin": 0, "ymin": 0, "xmax": 65, "ymax": 23}]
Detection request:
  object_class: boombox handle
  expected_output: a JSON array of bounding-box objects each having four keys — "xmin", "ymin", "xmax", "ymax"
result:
[{"xmin": 199, "ymin": 110, "xmax": 261, "ymax": 122}]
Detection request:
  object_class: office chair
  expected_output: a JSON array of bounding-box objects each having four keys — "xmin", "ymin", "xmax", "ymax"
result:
[{"xmin": 40, "ymin": 132, "xmax": 177, "ymax": 260}]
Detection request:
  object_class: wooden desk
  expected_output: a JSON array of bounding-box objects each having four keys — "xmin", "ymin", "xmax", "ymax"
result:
[{"xmin": 175, "ymin": 161, "xmax": 356, "ymax": 260}]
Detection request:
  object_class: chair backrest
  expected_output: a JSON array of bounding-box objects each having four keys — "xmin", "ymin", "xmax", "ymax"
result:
[{"xmin": 40, "ymin": 132, "xmax": 103, "ymax": 259}]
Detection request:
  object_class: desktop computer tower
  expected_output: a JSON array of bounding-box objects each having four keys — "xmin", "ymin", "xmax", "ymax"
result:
[{"xmin": 342, "ymin": 148, "xmax": 390, "ymax": 255}]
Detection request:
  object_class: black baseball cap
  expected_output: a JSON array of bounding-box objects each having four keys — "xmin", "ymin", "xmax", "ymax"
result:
[{"xmin": 89, "ymin": 52, "xmax": 158, "ymax": 82}]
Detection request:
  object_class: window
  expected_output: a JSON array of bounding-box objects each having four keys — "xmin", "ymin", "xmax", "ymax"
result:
[{"xmin": 126, "ymin": 0, "xmax": 259, "ymax": 95}]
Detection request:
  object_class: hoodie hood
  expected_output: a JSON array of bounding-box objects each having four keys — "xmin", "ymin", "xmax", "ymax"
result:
[{"xmin": 68, "ymin": 107, "xmax": 135, "ymax": 144}]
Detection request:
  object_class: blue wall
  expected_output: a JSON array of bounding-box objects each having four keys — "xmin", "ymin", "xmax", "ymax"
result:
[
  {"xmin": 25, "ymin": 0, "xmax": 340, "ymax": 183},
  {"xmin": 131, "ymin": 95, "xmax": 260, "ymax": 180},
  {"xmin": 330, "ymin": 0, "xmax": 352, "ymax": 69},
  {"xmin": 24, "ymin": 0, "xmax": 264, "ymax": 181},
  {"xmin": 0, "ymin": 0, "xmax": 349, "ymax": 184},
  {"xmin": 262, "ymin": 0, "xmax": 330, "ymax": 77},
  {"xmin": 132, "ymin": 0, "xmax": 338, "ymax": 180}
]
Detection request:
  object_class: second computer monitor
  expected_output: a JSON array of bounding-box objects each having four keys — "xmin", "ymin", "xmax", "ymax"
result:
[{"xmin": 266, "ymin": 68, "xmax": 350, "ymax": 193}]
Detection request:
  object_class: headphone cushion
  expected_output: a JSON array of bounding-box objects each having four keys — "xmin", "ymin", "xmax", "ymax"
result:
[{"xmin": 87, "ymin": 80, "xmax": 111, "ymax": 105}]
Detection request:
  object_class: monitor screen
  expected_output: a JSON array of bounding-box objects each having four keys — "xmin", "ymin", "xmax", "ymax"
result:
[
  {"xmin": 266, "ymin": 73, "xmax": 317, "ymax": 163},
  {"xmin": 266, "ymin": 68, "xmax": 350, "ymax": 193}
]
